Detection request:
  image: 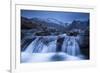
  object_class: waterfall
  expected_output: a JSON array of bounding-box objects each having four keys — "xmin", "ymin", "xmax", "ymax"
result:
[
  {"xmin": 21, "ymin": 34, "xmax": 83, "ymax": 62},
  {"xmin": 34, "ymin": 36, "xmax": 57, "ymax": 53},
  {"xmin": 25, "ymin": 37, "xmax": 40, "ymax": 53},
  {"xmin": 44, "ymin": 39, "xmax": 57, "ymax": 52},
  {"xmin": 24, "ymin": 35, "xmax": 81, "ymax": 55},
  {"xmin": 62, "ymin": 36, "xmax": 80, "ymax": 56},
  {"xmin": 24, "ymin": 36, "xmax": 57, "ymax": 53}
]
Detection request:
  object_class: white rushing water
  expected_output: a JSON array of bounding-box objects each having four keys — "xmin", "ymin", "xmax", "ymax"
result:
[
  {"xmin": 62, "ymin": 36, "xmax": 80, "ymax": 56},
  {"xmin": 21, "ymin": 34, "xmax": 84, "ymax": 63}
]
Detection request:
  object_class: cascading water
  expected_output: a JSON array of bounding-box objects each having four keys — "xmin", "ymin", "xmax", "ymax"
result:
[
  {"xmin": 25, "ymin": 37, "xmax": 40, "ymax": 53},
  {"xmin": 24, "ymin": 36, "xmax": 57, "ymax": 53},
  {"xmin": 21, "ymin": 34, "xmax": 83, "ymax": 62},
  {"xmin": 41, "ymin": 39, "xmax": 57, "ymax": 53},
  {"xmin": 62, "ymin": 36, "xmax": 81, "ymax": 56}
]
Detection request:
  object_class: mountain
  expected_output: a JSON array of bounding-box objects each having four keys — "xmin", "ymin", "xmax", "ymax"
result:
[
  {"xmin": 21, "ymin": 16, "xmax": 67, "ymax": 36},
  {"xmin": 21, "ymin": 16, "xmax": 67, "ymax": 31},
  {"xmin": 21, "ymin": 17, "xmax": 39, "ymax": 29},
  {"xmin": 21, "ymin": 16, "xmax": 89, "ymax": 36},
  {"xmin": 30, "ymin": 18, "xmax": 66, "ymax": 31},
  {"xmin": 67, "ymin": 20, "xmax": 89, "ymax": 31}
]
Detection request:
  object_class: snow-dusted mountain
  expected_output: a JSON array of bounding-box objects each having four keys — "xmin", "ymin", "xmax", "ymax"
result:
[{"xmin": 21, "ymin": 16, "xmax": 89, "ymax": 37}]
